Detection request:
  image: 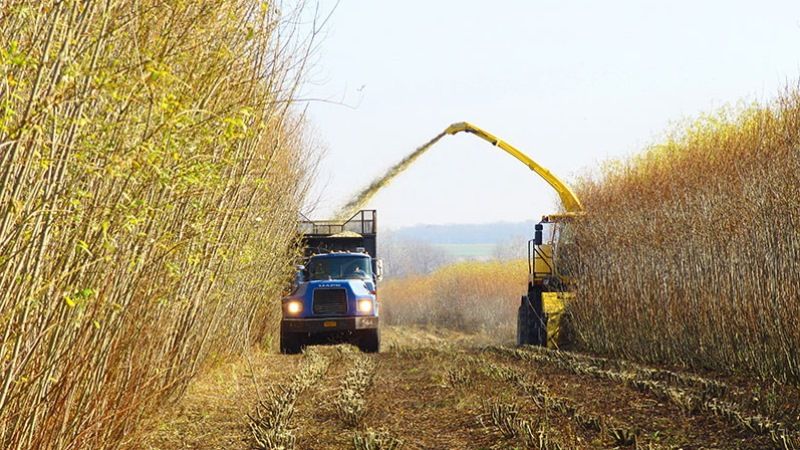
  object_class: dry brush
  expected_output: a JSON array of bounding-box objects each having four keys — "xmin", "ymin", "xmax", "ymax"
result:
[{"xmin": 381, "ymin": 260, "xmax": 528, "ymax": 337}]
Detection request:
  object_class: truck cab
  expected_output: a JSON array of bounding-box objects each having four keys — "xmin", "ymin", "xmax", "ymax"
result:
[{"xmin": 280, "ymin": 211, "xmax": 382, "ymax": 354}]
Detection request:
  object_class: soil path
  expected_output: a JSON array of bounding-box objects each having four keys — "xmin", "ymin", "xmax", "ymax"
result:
[{"xmin": 139, "ymin": 327, "xmax": 796, "ymax": 449}]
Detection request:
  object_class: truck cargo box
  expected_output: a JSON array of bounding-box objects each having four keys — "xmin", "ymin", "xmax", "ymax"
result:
[{"xmin": 299, "ymin": 210, "xmax": 377, "ymax": 258}]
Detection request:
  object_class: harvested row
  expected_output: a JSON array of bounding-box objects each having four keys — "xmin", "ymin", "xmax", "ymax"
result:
[
  {"xmin": 349, "ymin": 331, "xmax": 516, "ymax": 449},
  {"xmin": 522, "ymin": 346, "xmax": 729, "ymax": 398},
  {"xmin": 289, "ymin": 345, "xmax": 404, "ymax": 449},
  {"xmin": 353, "ymin": 336, "xmax": 800, "ymax": 449},
  {"xmin": 352, "ymin": 429, "xmax": 404, "ymax": 450},
  {"xmin": 247, "ymin": 349, "xmax": 331, "ymax": 450},
  {"xmin": 334, "ymin": 349, "xmax": 378, "ymax": 427},
  {"xmin": 341, "ymin": 349, "xmax": 405, "ymax": 450},
  {"xmin": 438, "ymin": 353, "xmax": 579, "ymax": 448},
  {"xmin": 501, "ymin": 346, "xmax": 798, "ymax": 449},
  {"xmin": 418, "ymin": 350, "xmax": 582, "ymax": 448},
  {"xmin": 478, "ymin": 366, "xmax": 594, "ymax": 448},
  {"xmin": 479, "ymin": 400, "xmax": 569, "ymax": 450},
  {"xmin": 477, "ymin": 357, "xmax": 641, "ymax": 448}
]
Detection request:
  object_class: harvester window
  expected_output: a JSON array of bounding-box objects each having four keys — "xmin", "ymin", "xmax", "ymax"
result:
[
  {"xmin": 556, "ymin": 223, "xmax": 574, "ymax": 245},
  {"xmin": 553, "ymin": 223, "xmax": 576, "ymax": 277}
]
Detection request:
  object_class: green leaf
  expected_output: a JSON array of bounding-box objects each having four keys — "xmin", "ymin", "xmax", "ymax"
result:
[{"xmin": 76, "ymin": 240, "xmax": 92, "ymax": 256}]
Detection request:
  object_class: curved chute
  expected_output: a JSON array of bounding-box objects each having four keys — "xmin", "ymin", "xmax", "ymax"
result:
[{"xmin": 444, "ymin": 122, "xmax": 583, "ymax": 214}]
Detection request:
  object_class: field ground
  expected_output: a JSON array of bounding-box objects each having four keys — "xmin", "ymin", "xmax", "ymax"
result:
[{"xmin": 138, "ymin": 327, "xmax": 798, "ymax": 450}]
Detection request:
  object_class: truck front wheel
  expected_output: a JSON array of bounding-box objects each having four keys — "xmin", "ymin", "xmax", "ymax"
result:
[
  {"xmin": 357, "ymin": 329, "xmax": 380, "ymax": 353},
  {"xmin": 280, "ymin": 332, "xmax": 303, "ymax": 354}
]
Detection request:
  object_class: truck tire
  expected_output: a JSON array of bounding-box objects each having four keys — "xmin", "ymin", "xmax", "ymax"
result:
[
  {"xmin": 280, "ymin": 332, "xmax": 303, "ymax": 354},
  {"xmin": 357, "ymin": 329, "xmax": 380, "ymax": 353},
  {"xmin": 517, "ymin": 291, "xmax": 547, "ymax": 347}
]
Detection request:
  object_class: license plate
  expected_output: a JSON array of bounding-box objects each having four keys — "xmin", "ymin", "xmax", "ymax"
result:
[{"xmin": 323, "ymin": 321, "xmax": 337, "ymax": 328}]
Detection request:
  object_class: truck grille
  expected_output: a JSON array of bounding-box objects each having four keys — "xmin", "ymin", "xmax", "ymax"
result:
[{"xmin": 313, "ymin": 288, "xmax": 347, "ymax": 315}]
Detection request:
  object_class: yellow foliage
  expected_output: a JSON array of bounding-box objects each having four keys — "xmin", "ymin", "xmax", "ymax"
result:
[
  {"xmin": 567, "ymin": 89, "xmax": 800, "ymax": 383},
  {"xmin": 0, "ymin": 1, "xmax": 316, "ymax": 447},
  {"xmin": 381, "ymin": 260, "xmax": 528, "ymax": 338}
]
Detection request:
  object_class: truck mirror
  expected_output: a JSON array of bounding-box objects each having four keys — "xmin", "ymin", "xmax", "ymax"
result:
[
  {"xmin": 375, "ymin": 259, "xmax": 384, "ymax": 282},
  {"xmin": 295, "ymin": 265, "xmax": 306, "ymax": 284},
  {"xmin": 533, "ymin": 224, "xmax": 543, "ymax": 246}
]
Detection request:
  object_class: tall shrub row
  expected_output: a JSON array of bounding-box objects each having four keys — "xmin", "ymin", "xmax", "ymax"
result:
[
  {"xmin": 566, "ymin": 90, "xmax": 800, "ymax": 383},
  {"xmin": 0, "ymin": 1, "xmax": 316, "ymax": 448}
]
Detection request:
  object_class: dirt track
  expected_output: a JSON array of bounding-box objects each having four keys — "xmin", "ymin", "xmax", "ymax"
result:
[{"xmin": 139, "ymin": 327, "xmax": 798, "ymax": 449}]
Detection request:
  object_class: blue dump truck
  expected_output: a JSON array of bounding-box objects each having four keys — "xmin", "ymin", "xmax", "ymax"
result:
[{"xmin": 280, "ymin": 210, "xmax": 383, "ymax": 354}]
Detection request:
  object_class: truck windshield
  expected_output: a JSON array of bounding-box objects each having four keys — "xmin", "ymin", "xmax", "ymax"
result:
[{"xmin": 307, "ymin": 256, "xmax": 373, "ymax": 281}]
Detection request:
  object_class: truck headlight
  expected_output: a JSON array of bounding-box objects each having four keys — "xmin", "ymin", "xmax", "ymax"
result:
[
  {"xmin": 357, "ymin": 299, "xmax": 373, "ymax": 313},
  {"xmin": 286, "ymin": 301, "xmax": 303, "ymax": 315}
]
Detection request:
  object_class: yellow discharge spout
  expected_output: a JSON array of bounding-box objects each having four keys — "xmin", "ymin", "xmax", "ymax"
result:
[
  {"xmin": 337, "ymin": 122, "xmax": 583, "ymax": 218},
  {"xmin": 444, "ymin": 122, "xmax": 584, "ymax": 214}
]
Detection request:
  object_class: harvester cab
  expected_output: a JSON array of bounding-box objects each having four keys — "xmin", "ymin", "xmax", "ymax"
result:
[{"xmin": 530, "ymin": 214, "xmax": 577, "ymax": 288}]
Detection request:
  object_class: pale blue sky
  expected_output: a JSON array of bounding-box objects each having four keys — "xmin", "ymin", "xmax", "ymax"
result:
[{"xmin": 302, "ymin": 0, "xmax": 800, "ymax": 228}]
